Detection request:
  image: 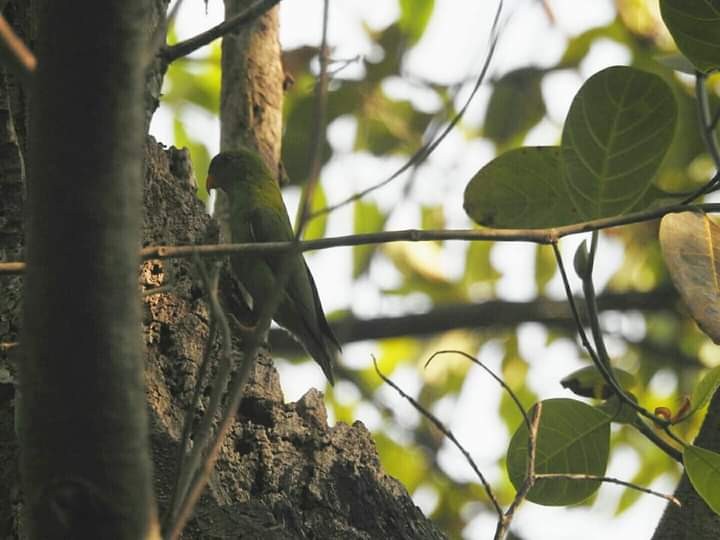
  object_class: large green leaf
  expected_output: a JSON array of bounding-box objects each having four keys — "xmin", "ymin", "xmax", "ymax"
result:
[
  {"xmin": 355, "ymin": 91, "xmax": 434, "ymax": 156},
  {"xmin": 463, "ymin": 146, "xmax": 581, "ymax": 228},
  {"xmin": 659, "ymin": 212, "xmax": 720, "ymax": 343},
  {"xmin": 684, "ymin": 445, "xmax": 720, "ymax": 515},
  {"xmin": 483, "ymin": 68, "xmax": 546, "ymax": 148},
  {"xmin": 463, "ymin": 145, "xmax": 679, "ymax": 229},
  {"xmin": 507, "ymin": 398, "xmax": 611, "ymax": 506},
  {"xmin": 561, "ymin": 66, "xmax": 677, "ymax": 220},
  {"xmin": 660, "ymin": 0, "xmax": 720, "ymax": 73},
  {"xmin": 398, "ymin": 0, "xmax": 434, "ymax": 44}
]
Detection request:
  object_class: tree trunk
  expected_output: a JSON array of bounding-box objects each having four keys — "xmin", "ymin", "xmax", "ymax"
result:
[
  {"xmin": 18, "ymin": 1, "xmax": 156, "ymax": 537},
  {"xmin": 652, "ymin": 390, "xmax": 720, "ymax": 539}
]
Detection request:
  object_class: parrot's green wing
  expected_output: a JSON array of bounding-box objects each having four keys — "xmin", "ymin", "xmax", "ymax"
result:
[
  {"xmin": 247, "ymin": 203, "xmax": 295, "ymax": 270},
  {"xmin": 248, "ymin": 205, "xmax": 340, "ymax": 349}
]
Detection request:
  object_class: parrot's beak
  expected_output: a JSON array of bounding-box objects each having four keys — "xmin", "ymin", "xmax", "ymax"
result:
[{"xmin": 206, "ymin": 175, "xmax": 215, "ymax": 193}]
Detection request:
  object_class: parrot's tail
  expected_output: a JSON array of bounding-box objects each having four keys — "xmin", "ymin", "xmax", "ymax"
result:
[{"xmin": 300, "ymin": 332, "xmax": 339, "ymax": 385}]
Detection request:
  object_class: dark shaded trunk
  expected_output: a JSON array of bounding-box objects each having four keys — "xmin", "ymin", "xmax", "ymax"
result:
[
  {"xmin": 652, "ymin": 390, "xmax": 720, "ymax": 539},
  {"xmin": 18, "ymin": 1, "xmax": 156, "ymax": 537}
]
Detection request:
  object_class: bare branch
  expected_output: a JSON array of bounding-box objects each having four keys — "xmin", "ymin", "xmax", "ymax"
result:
[
  {"xmin": 426, "ymin": 350, "xmax": 532, "ymax": 431},
  {"xmin": 373, "ymin": 354, "xmax": 504, "ymax": 517},
  {"xmin": 553, "ymin": 243, "xmax": 684, "ymax": 463},
  {"xmin": 534, "ymin": 473, "xmax": 681, "ymax": 507},
  {"xmin": 495, "ymin": 402, "xmax": 542, "ymax": 540},
  {"xmin": 162, "ymin": 0, "xmax": 282, "ymax": 63},
  {"xmin": 309, "ymin": 0, "xmax": 506, "ymax": 220},
  {"xmin": 3, "ymin": 202, "xmax": 720, "ymax": 276},
  {"xmin": 294, "ymin": 0, "xmax": 330, "ymax": 234},
  {"xmin": 0, "ymin": 13, "xmax": 35, "ymax": 81}
]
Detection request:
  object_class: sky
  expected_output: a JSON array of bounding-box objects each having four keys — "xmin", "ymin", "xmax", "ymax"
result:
[{"xmin": 151, "ymin": 1, "xmax": 679, "ymax": 538}]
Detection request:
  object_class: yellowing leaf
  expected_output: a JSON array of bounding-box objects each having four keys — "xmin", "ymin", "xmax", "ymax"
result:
[{"xmin": 659, "ymin": 212, "xmax": 720, "ymax": 343}]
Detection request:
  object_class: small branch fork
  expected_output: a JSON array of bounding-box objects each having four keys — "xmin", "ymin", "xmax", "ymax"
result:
[
  {"xmin": 374, "ymin": 350, "xmax": 679, "ymax": 540},
  {"xmin": 161, "ymin": 0, "xmax": 282, "ymax": 63},
  {"xmin": 552, "ymin": 238, "xmax": 684, "ymax": 463}
]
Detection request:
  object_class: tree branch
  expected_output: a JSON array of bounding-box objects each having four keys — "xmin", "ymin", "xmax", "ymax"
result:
[
  {"xmin": 3, "ymin": 201, "xmax": 720, "ymax": 276},
  {"xmin": 161, "ymin": 0, "xmax": 281, "ymax": 63},
  {"xmin": 0, "ymin": 13, "xmax": 35, "ymax": 81}
]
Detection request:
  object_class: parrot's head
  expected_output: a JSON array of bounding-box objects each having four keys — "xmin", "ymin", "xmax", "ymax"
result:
[{"xmin": 206, "ymin": 148, "xmax": 270, "ymax": 195}]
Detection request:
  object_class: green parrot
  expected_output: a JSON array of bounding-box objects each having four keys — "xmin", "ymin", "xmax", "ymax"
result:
[{"xmin": 206, "ymin": 148, "xmax": 340, "ymax": 384}]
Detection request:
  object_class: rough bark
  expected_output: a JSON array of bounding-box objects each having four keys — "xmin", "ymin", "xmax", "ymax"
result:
[
  {"xmin": 0, "ymin": 63, "xmax": 24, "ymax": 539},
  {"xmin": 142, "ymin": 139, "xmax": 444, "ymax": 539},
  {"xmin": 652, "ymin": 390, "xmax": 720, "ymax": 539},
  {"xmin": 19, "ymin": 1, "xmax": 156, "ymax": 538}
]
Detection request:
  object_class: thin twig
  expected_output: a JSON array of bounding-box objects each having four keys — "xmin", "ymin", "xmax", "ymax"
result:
[
  {"xmin": 557, "ymin": 242, "xmax": 659, "ymax": 418},
  {"xmin": 495, "ymin": 402, "xmax": 542, "ymax": 540},
  {"xmin": 165, "ymin": 258, "xmax": 234, "ymax": 531},
  {"xmin": 682, "ymin": 73, "xmax": 720, "ymax": 204},
  {"xmin": 580, "ymin": 243, "xmax": 671, "ymax": 427},
  {"xmin": 3, "ymin": 202, "xmax": 720, "ymax": 277},
  {"xmin": 534, "ymin": 473, "xmax": 681, "ymax": 506},
  {"xmin": 309, "ymin": 0, "xmax": 506, "ymax": 220},
  {"xmin": 0, "ymin": 14, "xmax": 35, "ymax": 81},
  {"xmin": 145, "ymin": 0, "xmax": 186, "ymax": 67},
  {"xmin": 372, "ymin": 355, "xmax": 504, "ymax": 517},
  {"xmin": 538, "ymin": 0, "xmax": 555, "ymax": 24},
  {"xmin": 552, "ymin": 243, "xmax": 683, "ymax": 463},
  {"xmin": 425, "ymin": 350, "xmax": 532, "ymax": 431},
  {"xmin": 294, "ymin": 0, "xmax": 330, "ymax": 234},
  {"xmin": 162, "ymin": 0, "xmax": 281, "ymax": 63}
]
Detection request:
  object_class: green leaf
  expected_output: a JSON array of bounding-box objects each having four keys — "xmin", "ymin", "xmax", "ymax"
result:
[
  {"xmin": 302, "ymin": 185, "xmax": 328, "ymax": 241},
  {"xmin": 507, "ymin": 398, "xmax": 611, "ymax": 506},
  {"xmin": 654, "ymin": 53, "xmax": 697, "ymax": 75},
  {"xmin": 164, "ymin": 42, "xmax": 222, "ymax": 113},
  {"xmin": 659, "ymin": 212, "xmax": 720, "ymax": 343},
  {"xmin": 596, "ymin": 395, "xmax": 639, "ymax": 425},
  {"xmin": 682, "ymin": 365, "xmax": 720, "ymax": 421},
  {"xmin": 173, "ymin": 118, "xmax": 210, "ymax": 200},
  {"xmin": 355, "ymin": 91, "xmax": 434, "ymax": 155},
  {"xmin": 352, "ymin": 200, "xmax": 385, "ymax": 278},
  {"xmin": 561, "ymin": 66, "xmax": 677, "ymax": 220},
  {"xmin": 560, "ymin": 365, "xmax": 636, "ymax": 399},
  {"xmin": 374, "ymin": 432, "xmax": 428, "ymax": 492},
  {"xmin": 660, "ymin": 0, "xmax": 720, "ymax": 73},
  {"xmin": 463, "ymin": 241, "xmax": 501, "ymax": 288},
  {"xmin": 535, "ymin": 244, "xmax": 556, "ymax": 294},
  {"xmin": 463, "ymin": 146, "xmax": 581, "ymax": 228},
  {"xmin": 398, "ymin": 0, "xmax": 434, "ymax": 44},
  {"xmin": 483, "ymin": 68, "xmax": 547, "ymax": 148},
  {"xmin": 560, "ymin": 21, "xmax": 628, "ymax": 68},
  {"xmin": 684, "ymin": 445, "xmax": 720, "ymax": 515}
]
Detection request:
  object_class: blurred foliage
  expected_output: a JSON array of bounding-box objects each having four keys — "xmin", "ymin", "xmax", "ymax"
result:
[{"xmin": 157, "ymin": 2, "xmax": 720, "ymax": 537}]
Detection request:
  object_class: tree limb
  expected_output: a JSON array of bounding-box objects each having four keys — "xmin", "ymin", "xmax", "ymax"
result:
[{"xmin": 162, "ymin": 0, "xmax": 281, "ymax": 63}]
